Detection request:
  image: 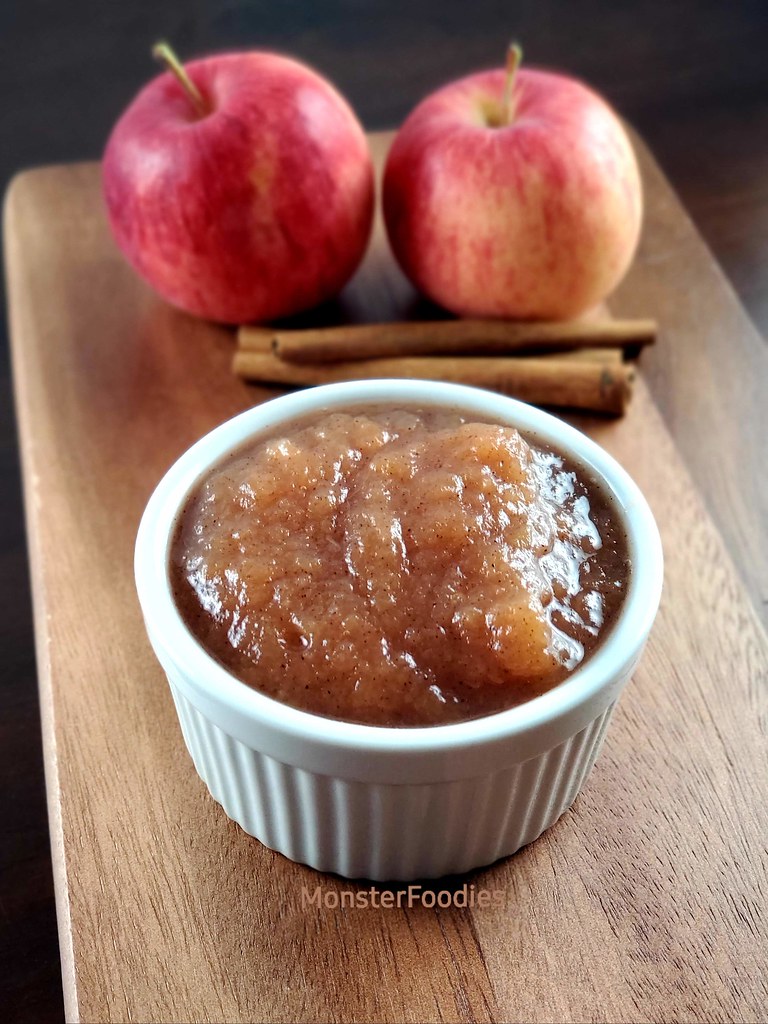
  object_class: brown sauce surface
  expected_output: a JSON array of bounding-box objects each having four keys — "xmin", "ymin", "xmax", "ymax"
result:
[{"xmin": 170, "ymin": 406, "xmax": 629, "ymax": 726}]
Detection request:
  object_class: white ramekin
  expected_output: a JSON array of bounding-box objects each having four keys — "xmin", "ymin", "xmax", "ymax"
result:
[{"xmin": 135, "ymin": 380, "xmax": 663, "ymax": 881}]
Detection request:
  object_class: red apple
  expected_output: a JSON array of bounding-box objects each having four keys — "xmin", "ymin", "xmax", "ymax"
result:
[
  {"xmin": 103, "ymin": 48, "xmax": 374, "ymax": 323},
  {"xmin": 383, "ymin": 53, "xmax": 642, "ymax": 319}
]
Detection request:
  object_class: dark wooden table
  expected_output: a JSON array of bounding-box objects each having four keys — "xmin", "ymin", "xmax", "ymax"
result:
[{"xmin": 2, "ymin": 3, "xmax": 767, "ymax": 1022}]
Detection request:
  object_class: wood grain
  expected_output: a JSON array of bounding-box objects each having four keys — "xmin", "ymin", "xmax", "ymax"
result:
[
  {"xmin": 4, "ymin": 134, "xmax": 768, "ymax": 1023},
  {"xmin": 612, "ymin": 133, "xmax": 768, "ymax": 625}
]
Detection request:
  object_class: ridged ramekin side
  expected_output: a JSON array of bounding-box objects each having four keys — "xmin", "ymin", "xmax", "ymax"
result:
[{"xmin": 169, "ymin": 680, "xmax": 615, "ymax": 881}]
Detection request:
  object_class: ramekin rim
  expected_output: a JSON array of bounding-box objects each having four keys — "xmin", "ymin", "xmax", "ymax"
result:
[{"xmin": 135, "ymin": 379, "xmax": 663, "ymax": 753}]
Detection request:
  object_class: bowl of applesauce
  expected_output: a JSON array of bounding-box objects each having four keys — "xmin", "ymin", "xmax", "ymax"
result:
[{"xmin": 135, "ymin": 380, "xmax": 663, "ymax": 880}]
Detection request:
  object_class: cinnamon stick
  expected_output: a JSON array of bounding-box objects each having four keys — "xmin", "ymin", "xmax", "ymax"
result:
[
  {"xmin": 236, "ymin": 328, "xmax": 623, "ymax": 365},
  {"xmin": 232, "ymin": 351, "xmax": 635, "ymax": 415},
  {"xmin": 554, "ymin": 347, "xmax": 624, "ymax": 365},
  {"xmin": 237, "ymin": 318, "xmax": 656, "ymax": 364}
]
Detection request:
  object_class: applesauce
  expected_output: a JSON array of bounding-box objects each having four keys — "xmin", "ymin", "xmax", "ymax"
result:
[{"xmin": 170, "ymin": 406, "xmax": 629, "ymax": 726}]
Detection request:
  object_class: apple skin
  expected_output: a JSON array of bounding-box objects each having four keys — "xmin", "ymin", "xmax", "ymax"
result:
[
  {"xmin": 103, "ymin": 53, "xmax": 374, "ymax": 324},
  {"xmin": 383, "ymin": 68, "xmax": 642, "ymax": 319}
]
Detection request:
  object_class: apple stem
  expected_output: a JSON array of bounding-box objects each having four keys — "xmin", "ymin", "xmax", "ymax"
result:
[
  {"xmin": 501, "ymin": 42, "xmax": 523, "ymax": 126},
  {"xmin": 152, "ymin": 40, "xmax": 209, "ymax": 117}
]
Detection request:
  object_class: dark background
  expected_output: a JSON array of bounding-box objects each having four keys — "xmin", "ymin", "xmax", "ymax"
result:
[{"xmin": 2, "ymin": 2, "xmax": 767, "ymax": 1020}]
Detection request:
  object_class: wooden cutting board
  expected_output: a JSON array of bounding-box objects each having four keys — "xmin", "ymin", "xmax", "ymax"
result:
[{"xmin": 5, "ymin": 132, "xmax": 767, "ymax": 1024}]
